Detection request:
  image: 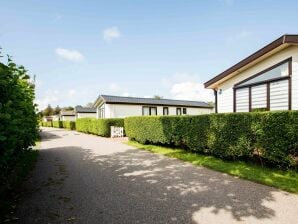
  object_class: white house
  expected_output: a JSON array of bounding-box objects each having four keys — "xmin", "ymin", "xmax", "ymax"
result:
[
  {"xmin": 205, "ymin": 34, "xmax": 298, "ymax": 113},
  {"xmin": 74, "ymin": 106, "xmax": 97, "ymax": 119},
  {"xmin": 93, "ymin": 95, "xmax": 213, "ymax": 118},
  {"xmin": 60, "ymin": 110, "xmax": 76, "ymax": 121}
]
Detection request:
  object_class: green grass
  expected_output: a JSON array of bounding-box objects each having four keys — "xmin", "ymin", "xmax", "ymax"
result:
[{"xmin": 127, "ymin": 141, "xmax": 298, "ymax": 194}]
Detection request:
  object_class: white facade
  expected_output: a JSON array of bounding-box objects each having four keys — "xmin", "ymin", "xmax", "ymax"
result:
[
  {"xmin": 97, "ymin": 103, "xmax": 213, "ymax": 118},
  {"xmin": 76, "ymin": 112, "xmax": 97, "ymax": 119},
  {"xmin": 61, "ymin": 115, "xmax": 76, "ymax": 121},
  {"xmin": 214, "ymin": 45, "xmax": 298, "ymax": 113}
]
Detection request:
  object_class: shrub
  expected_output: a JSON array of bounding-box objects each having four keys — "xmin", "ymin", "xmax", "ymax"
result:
[
  {"xmin": 62, "ymin": 121, "xmax": 76, "ymax": 130},
  {"xmin": 52, "ymin": 121, "xmax": 63, "ymax": 128},
  {"xmin": 76, "ymin": 118, "xmax": 124, "ymax": 137},
  {"xmin": 41, "ymin": 121, "xmax": 52, "ymax": 127},
  {"xmin": 124, "ymin": 111, "xmax": 298, "ymax": 169}
]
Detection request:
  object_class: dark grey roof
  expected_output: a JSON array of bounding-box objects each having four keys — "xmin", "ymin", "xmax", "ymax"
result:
[
  {"xmin": 74, "ymin": 106, "xmax": 96, "ymax": 113},
  {"xmin": 60, "ymin": 110, "xmax": 76, "ymax": 116},
  {"xmin": 97, "ymin": 95, "xmax": 213, "ymax": 108}
]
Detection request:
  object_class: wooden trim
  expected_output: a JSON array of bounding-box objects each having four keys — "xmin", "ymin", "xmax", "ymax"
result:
[
  {"xmin": 235, "ymin": 57, "xmax": 292, "ymax": 87},
  {"xmin": 248, "ymin": 87, "xmax": 252, "ymax": 112},
  {"xmin": 214, "ymin": 90, "xmax": 218, "ymax": 113},
  {"xmin": 288, "ymin": 59, "xmax": 292, "ymax": 110},
  {"xmin": 233, "ymin": 88, "xmax": 236, "ymax": 112},
  {"xmin": 266, "ymin": 82, "xmax": 270, "ymax": 110},
  {"xmin": 235, "ymin": 76, "xmax": 289, "ymax": 89}
]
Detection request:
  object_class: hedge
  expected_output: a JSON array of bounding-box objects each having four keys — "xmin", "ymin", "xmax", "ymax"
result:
[
  {"xmin": 53, "ymin": 121, "xmax": 63, "ymax": 128},
  {"xmin": 62, "ymin": 121, "xmax": 76, "ymax": 130},
  {"xmin": 41, "ymin": 121, "xmax": 52, "ymax": 127},
  {"xmin": 124, "ymin": 111, "xmax": 298, "ymax": 169},
  {"xmin": 76, "ymin": 118, "xmax": 124, "ymax": 137}
]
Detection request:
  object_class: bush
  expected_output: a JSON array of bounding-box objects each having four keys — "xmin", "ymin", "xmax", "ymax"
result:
[
  {"xmin": 76, "ymin": 118, "xmax": 124, "ymax": 137},
  {"xmin": 124, "ymin": 111, "xmax": 298, "ymax": 169},
  {"xmin": 52, "ymin": 121, "xmax": 63, "ymax": 128},
  {"xmin": 62, "ymin": 121, "xmax": 76, "ymax": 130},
  {"xmin": 41, "ymin": 121, "xmax": 52, "ymax": 127}
]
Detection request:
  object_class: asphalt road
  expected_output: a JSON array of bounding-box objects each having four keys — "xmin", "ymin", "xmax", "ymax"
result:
[{"xmin": 15, "ymin": 127, "xmax": 298, "ymax": 224}]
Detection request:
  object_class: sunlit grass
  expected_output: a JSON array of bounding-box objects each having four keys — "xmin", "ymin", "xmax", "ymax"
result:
[{"xmin": 127, "ymin": 141, "xmax": 298, "ymax": 194}]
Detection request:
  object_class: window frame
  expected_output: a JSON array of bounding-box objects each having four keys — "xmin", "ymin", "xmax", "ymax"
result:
[
  {"xmin": 163, "ymin": 107, "xmax": 169, "ymax": 115},
  {"xmin": 176, "ymin": 107, "xmax": 182, "ymax": 115},
  {"xmin": 182, "ymin": 108, "xmax": 187, "ymax": 115},
  {"xmin": 233, "ymin": 57, "xmax": 292, "ymax": 112},
  {"xmin": 142, "ymin": 106, "xmax": 158, "ymax": 116}
]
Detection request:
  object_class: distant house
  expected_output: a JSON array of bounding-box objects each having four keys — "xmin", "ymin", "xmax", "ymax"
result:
[
  {"xmin": 60, "ymin": 110, "xmax": 76, "ymax": 121},
  {"xmin": 74, "ymin": 106, "xmax": 97, "ymax": 119},
  {"xmin": 93, "ymin": 95, "xmax": 213, "ymax": 118},
  {"xmin": 205, "ymin": 34, "xmax": 298, "ymax": 113}
]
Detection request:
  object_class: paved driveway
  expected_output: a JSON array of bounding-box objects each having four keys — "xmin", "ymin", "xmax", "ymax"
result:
[{"xmin": 15, "ymin": 127, "xmax": 298, "ymax": 224}]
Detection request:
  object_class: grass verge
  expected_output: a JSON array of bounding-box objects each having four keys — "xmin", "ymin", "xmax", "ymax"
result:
[
  {"xmin": 0, "ymin": 145, "xmax": 39, "ymax": 222},
  {"xmin": 127, "ymin": 141, "xmax": 298, "ymax": 194}
]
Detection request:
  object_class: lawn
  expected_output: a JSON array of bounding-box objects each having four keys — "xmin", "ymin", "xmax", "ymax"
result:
[{"xmin": 127, "ymin": 141, "xmax": 298, "ymax": 194}]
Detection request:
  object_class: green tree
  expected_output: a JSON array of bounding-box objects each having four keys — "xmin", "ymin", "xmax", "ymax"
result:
[
  {"xmin": 42, "ymin": 104, "xmax": 54, "ymax": 116},
  {"xmin": 153, "ymin": 95, "xmax": 163, "ymax": 99}
]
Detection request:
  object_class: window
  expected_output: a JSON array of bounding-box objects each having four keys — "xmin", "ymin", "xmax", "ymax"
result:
[
  {"xmin": 163, "ymin": 107, "xmax": 169, "ymax": 115},
  {"xmin": 176, "ymin": 108, "xmax": 182, "ymax": 115},
  {"xmin": 143, "ymin": 106, "xmax": 157, "ymax": 116},
  {"xmin": 98, "ymin": 107, "xmax": 105, "ymax": 118},
  {"xmin": 183, "ymin": 108, "xmax": 187, "ymax": 115},
  {"xmin": 234, "ymin": 58, "xmax": 291, "ymax": 112}
]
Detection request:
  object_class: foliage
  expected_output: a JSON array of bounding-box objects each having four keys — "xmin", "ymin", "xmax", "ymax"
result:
[
  {"xmin": 76, "ymin": 118, "xmax": 124, "ymax": 137},
  {"xmin": 41, "ymin": 121, "xmax": 52, "ymax": 127},
  {"xmin": 124, "ymin": 111, "xmax": 298, "ymax": 169},
  {"xmin": 128, "ymin": 141, "xmax": 298, "ymax": 194},
  {"xmin": 42, "ymin": 104, "xmax": 54, "ymax": 116},
  {"xmin": 62, "ymin": 121, "xmax": 76, "ymax": 130},
  {"xmin": 52, "ymin": 121, "xmax": 63, "ymax": 128},
  {"xmin": 0, "ymin": 52, "xmax": 38, "ymax": 194}
]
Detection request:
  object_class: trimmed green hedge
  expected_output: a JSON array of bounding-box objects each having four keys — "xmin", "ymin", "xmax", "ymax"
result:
[
  {"xmin": 76, "ymin": 118, "xmax": 124, "ymax": 137},
  {"xmin": 124, "ymin": 111, "xmax": 298, "ymax": 169},
  {"xmin": 62, "ymin": 121, "xmax": 76, "ymax": 130},
  {"xmin": 53, "ymin": 121, "xmax": 63, "ymax": 128},
  {"xmin": 41, "ymin": 121, "xmax": 52, "ymax": 127}
]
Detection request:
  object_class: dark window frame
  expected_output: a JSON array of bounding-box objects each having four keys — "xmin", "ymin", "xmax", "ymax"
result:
[
  {"xmin": 233, "ymin": 58, "xmax": 292, "ymax": 112},
  {"xmin": 163, "ymin": 107, "xmax": 169, "ymax": 115},
  {"xmin": 183, "ymin": 108, "xmax": 187, "ymax": 114},
  {"xmin": 142, "ymin": 106, "xmax": 158, "ymax": 116},
  {"xmin": 176, "ymin": 108, "xmax": 182, "ymax": 115}
]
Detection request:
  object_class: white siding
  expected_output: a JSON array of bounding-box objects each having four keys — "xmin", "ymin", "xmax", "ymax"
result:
[
  {"xmin": 97, "ymin": 104, "xmax": 213, "ymax": 118},
  {"xmin": 77, "ymin": 112, "xmax": 97, "ymax": 119},
  {"xmin": 270, "ymin": 80, "xmax": 289, "ymax": 110},
  {"xmin": 61, "ymin": 115, "xmax": 76, "ymax": 121},
  {"xmin": 251, "ymin": 84, "xmax": 267, "ymax": 109},
  {"xmin": 236, "ymin": 88, "xmax": 249, "ymax": 112},
  {"xmin": 216, "ymin": 45, "xmax": 298, "ymax": 112}
]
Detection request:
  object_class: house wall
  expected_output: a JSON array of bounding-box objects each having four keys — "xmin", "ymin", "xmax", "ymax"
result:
[
  {"xmin": 77, "ymin": 112, "xmax": 97, "ymax": 119},
  {"xmin": 100, "ymin": 103, "xmax": 213, "ymax": 118},
  {"xmin": 216, "ymin": 45, "xmax": 298, "ymax": 112},
  {"xmin": 61, "ymin": 115, "xmax": 76, "ymax": 121}
]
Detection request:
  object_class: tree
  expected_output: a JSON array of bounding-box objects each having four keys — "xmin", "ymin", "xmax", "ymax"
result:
[
  {"xmin": 62, "ymin": 106, "xmax": 74, "ymax": 111},
  {"xmin": 54, "ymin": 105, "xmax": 61, "ymax": 115},
  {"xmin": 153, "ymin": 95, "xmax": 163, "ymax": 99},
  {"xmin": 85, "ymin": 102, "xmax": 94, "ymax": 108},
  {"xmin": 43, "ymin": 104, "xmax": 54, "ymax": 116}
]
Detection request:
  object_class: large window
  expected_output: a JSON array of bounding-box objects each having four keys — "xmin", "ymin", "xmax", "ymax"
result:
[
  {"xmin": 142, "ymin": 106, "xmax": 157, "ymax": 116},
  {"xmin": 234, "ymin": 58, "xmax": 291, "ymax": 112}
]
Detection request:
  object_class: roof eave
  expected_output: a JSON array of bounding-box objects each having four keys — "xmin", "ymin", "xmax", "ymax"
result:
[{"xmin": 204, "ymin": 34, "xmax": 298, "ymax": 89}]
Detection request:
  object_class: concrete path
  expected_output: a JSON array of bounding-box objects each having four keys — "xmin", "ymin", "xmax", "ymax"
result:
[{"xmin": 15, "ymin": 127, "xmax": 298, "ymax": 224}]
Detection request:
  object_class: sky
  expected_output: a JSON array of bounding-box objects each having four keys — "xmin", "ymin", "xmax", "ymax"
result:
[{"xmin": 1, "ymin": 0, "xmax": 298, "ymax": 110}]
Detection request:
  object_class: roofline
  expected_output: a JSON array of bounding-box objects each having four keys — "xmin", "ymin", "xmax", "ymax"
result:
[
  {"xmin": 204, "ymin": 34, "xmax": 298, "ymax": 88},
  {"xmin": 93, "ymin": 94, "xmax": 213, "ymax": 108}
]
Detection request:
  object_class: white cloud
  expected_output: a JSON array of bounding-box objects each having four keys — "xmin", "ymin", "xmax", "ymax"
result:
[
  {"xmin": 35, "ymin": 89, "xmax": 60, "ymax": 111},
  {"xmin": 109, "ymin": 83, "xmax": 122, "ymax": 92},
  {"xmin": 67, "ymin": 89, "xmax": 76, "ymax": 98},
  {"xmin": 122, "ymin": 92, "xmax": 130, "ymax": 97},
  {"xmin": 162, "ymin": 73, "xmax": 214, "ymax": 102},
  {"xmin": 103, "ymin": 27, "xmax": 121, "ymax": 42},
  {"xmin": 170, "ymin": 82, "xmax": 214, "ymax": 102},
  {"xmin": 55, "ymin": 48, "xmax": 84, "ymax": 62}
]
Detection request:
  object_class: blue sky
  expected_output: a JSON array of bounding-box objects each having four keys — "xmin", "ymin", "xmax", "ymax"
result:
[{"xmin": 1, "ymin": 0, "xmax": 298, "ymax": 110}]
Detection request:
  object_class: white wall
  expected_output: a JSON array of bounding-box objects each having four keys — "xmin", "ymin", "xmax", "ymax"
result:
[
  {"xmin": 61, "ymin": 115, "xmax": 76, "ymax": 121},
  {"xmin": 216, "ymin": 45, "xmax": 298, "ymax": 112},
  {"xmin": 101, "ymin": 104, "xmax": 212, "ymax": 118},
  {"xmin": 77, "ymin": 112, "xmax": 97, "ymax": 119}
]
